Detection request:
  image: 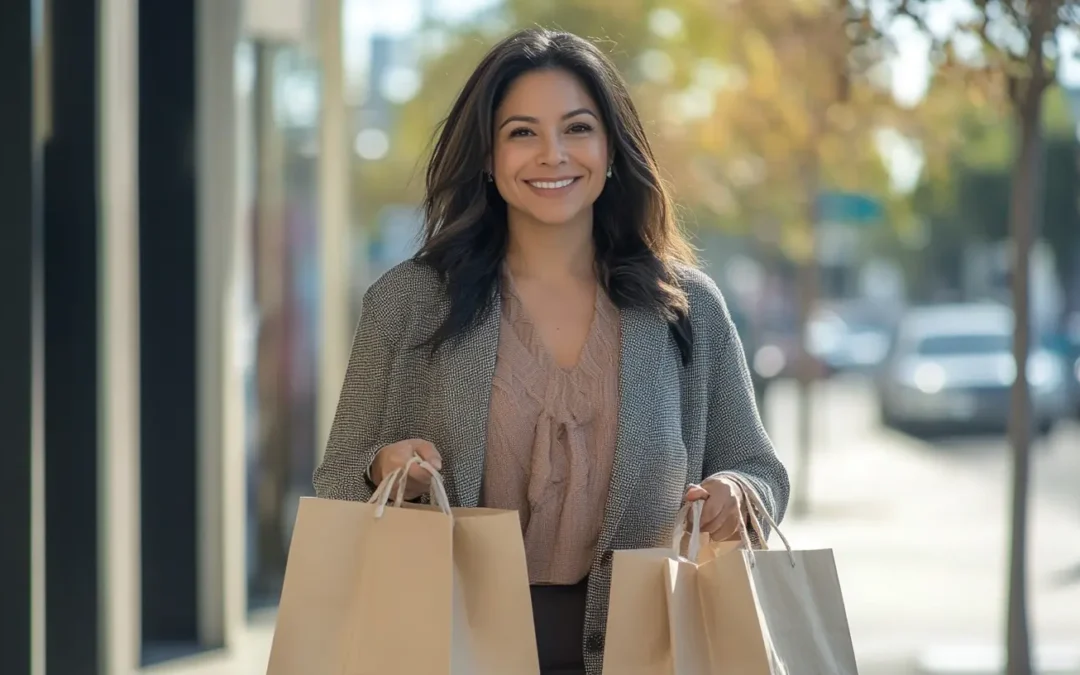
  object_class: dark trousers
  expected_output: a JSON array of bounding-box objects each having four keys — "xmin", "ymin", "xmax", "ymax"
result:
[{"xmin": 531, "ymin": 578, "xmax": 588, "ymax": 675}]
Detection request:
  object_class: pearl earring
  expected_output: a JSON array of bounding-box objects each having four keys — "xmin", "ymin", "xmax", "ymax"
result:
[
  {"xmin": 486, "ymin": 172, "xmax": 493, "ymax": 182},
  {"xmin": 606, "ymin": 166, "xmax": 613, "ymax": 178}
]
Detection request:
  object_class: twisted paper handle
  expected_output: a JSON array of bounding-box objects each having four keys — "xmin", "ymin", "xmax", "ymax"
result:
[
  {"xmin": 718, "ymin": 472, "xmax": 796, "ymax": 568},
  {"xmin": 671, "ymin": 499, "xmax": 705, "ymax": 561},
  {"xmin": 367, "ymin": 454, "xmax": 452, "ymax": 519}
]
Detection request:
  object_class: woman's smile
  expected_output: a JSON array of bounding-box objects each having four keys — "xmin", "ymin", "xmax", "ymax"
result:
[{"xmin": 524, "ymin": 176, "xmax": 582, "ymax": 196}]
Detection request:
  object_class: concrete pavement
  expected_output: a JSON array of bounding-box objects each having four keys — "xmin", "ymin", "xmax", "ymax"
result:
[{"xmin": 765, "ymin": 377, "xmax": 1080, "ymax": 674}]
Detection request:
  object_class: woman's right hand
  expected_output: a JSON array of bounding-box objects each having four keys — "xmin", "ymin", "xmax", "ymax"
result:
[{"xmin": 370, "ymin": 439, "xmax": 443, "ymax": 501}]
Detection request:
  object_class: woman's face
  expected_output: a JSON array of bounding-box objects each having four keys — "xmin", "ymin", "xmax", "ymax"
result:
[{"xmin": 492, "ymin": 68, "xmax": 610, "ymax": 228}]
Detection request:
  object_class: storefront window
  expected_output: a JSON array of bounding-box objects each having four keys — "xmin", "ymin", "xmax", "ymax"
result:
[{"xmin": 242, "ymin": 39, "xmax": 324, "ymax": 610}]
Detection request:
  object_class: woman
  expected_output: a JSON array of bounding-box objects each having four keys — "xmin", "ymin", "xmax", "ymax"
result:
[{"xmin": 315, "ymin": 27, "xmax": 789, "ymax": 675}]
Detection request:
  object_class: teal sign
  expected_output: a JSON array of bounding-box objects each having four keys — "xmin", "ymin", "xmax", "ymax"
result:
[{"xmin": 817, "ymin": 191, "xmax": 883, "ymax": 225}]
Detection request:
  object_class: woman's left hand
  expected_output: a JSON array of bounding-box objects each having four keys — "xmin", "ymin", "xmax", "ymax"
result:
[{"xmin": 684, "ymin": 475, "xmax": 744, "ymax": 542}]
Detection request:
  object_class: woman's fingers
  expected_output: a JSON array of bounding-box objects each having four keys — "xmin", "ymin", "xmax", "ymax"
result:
[
  {"xmin": 370, "ymin": 439, "xmax": 445, "ymax": 501},
  {"xmin": 686, "ymin": 478, "xmax": 744, "ymax": 540},
  {"xmin": 699, "ymin": 498, "xmax": 727, "ymax": 534},
  {"xmin": 405, "ymin": 456, "xmax": 436, "ymax": 481},
  {"xmin": 409, "ymin": 439, "xmax": 443, "ymax": 471},
  {"xmin": 683, "ymin": 484, "xmax": 710, "ymax": 528},
  {"xmin": 703, "ymin": 507, "xmax": 741, "ymax": 541},
  {"xmin": 403, "ymin": 441, "xmax": 441, "ymax": 497}
]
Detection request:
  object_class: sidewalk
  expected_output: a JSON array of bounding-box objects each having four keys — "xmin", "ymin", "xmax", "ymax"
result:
[{"xmin": 767, "ymin": 380, "xmax": 1080, "ymax": 674}]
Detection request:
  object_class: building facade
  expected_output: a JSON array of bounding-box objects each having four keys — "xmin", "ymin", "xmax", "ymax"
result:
[{"xmin": 1, "ymin": 0, "xmax": 353, "ymax": 673}]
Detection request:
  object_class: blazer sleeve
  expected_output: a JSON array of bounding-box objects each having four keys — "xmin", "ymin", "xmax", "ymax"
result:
[
  {"xmin": 699, "ymin": 283, "xmax": 790, "ymax": 533},
  {"xmin": 313, "ymin": 282, "xmax": 399, "ymax": 502}
]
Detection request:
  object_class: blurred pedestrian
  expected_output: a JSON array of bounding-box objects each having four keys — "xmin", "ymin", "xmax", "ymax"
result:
[{"xmin": 314, "ymin": 27, "xmax": 789, "ymax": 675}]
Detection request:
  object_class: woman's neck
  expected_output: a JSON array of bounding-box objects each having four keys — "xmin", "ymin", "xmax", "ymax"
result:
[{"xmin": 504, "ymin": 211, "xmax": 595, "ymax": 282}]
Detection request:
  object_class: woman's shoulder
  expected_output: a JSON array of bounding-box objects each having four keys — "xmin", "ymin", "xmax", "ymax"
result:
[
  {"xmin": 366, "ymin": 258, "xmax": 443, "ymax": 301},
  {"xmin": 669, "ymin": 264, "xmax": 743, "ymax": 375},
  {"xmin": 672, "ymin": 263, "xmax": 731, "ymax": 324},
  {"xmin": 361, "ymin": 259, "xmax": 446, "ymax": 332}
]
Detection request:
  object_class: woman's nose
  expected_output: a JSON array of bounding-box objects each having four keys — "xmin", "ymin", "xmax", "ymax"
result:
[{"xmin": 538, "ymin": 134, "xmax": 568, "ymax": 165}]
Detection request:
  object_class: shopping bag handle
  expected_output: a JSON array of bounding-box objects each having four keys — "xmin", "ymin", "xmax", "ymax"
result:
[
  {"xmin": 367, "ymin": 454, "xmax": 452, "ymax": 519},
  {"xmin": 671, "ymin": 500, "xmax": 705, "ymax": 561},
  {"xmin": 717, "ymin": 472, "xmax": 796, "ymax": 568},
  {"xmin": 673, "ymin": 474, "xmax": 796, "ymax": 568}
]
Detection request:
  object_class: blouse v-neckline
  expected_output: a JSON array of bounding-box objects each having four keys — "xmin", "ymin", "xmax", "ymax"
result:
[{"xmin": 501, "ymin": 270, "xmax": 609, "ymax": 373}]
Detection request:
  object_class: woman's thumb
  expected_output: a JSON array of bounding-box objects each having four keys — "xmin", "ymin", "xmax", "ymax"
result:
[
  {"xmin": 413, "ymin": 441, "xmax": 442, "ymax": 471},
  {"xmin": 685, "ymin": 484, "xmax": 709, "ymax": 502}
]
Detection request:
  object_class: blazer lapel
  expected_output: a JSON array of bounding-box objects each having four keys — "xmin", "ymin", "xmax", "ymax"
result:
[
  {"xmin": 599, "ymin": 304, "xmax": 667, "ymax": 547},
  {"xmin": 440, "ymin": 292, "xmax": 501, "ymax": 508}
]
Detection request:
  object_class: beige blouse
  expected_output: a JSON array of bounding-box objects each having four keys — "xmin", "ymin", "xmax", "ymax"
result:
[{"xmin": 481, "ymin": 275, "xmax": 620, "ymax": 585}]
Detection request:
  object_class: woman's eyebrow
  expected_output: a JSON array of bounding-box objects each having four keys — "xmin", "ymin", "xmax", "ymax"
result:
[{"xmin": 497, "ymin": 108, "xmax": 599, "ymax": 130}]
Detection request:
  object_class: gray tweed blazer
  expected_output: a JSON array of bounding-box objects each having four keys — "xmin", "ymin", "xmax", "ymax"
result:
[{"xmin": 314, "ymin": 259, "xmax": 789, "ymax": 675}]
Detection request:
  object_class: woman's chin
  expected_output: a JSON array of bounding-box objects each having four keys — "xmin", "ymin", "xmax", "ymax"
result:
[{"xmin": 519, "ymin": 206, "xmax": 590, "ymax": 228}]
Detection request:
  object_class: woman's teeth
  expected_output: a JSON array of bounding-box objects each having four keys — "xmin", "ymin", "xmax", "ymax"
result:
[{"xmin": 529, "ymin": 178, "xmax": 575, "ymax": 189}]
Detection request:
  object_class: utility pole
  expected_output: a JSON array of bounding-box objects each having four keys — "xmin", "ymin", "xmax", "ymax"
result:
[{"xmin": 790, "ymin": 157, "xmax": 821, "ymax": 518}]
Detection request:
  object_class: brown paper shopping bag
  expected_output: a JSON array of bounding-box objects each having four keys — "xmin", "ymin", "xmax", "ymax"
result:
[
  {"xmin": 266, "ymin": 457, "xmax": 540, "ymax": 675},
  {"xmin": 601, "ymin": 500, "xmax": 716, "ymax": 675},
  {"xmin": 603, "ymin": 476, "xmax": 858, "ymax": 675}
]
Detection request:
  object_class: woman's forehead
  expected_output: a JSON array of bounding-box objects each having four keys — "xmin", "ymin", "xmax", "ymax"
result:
[{"xmin": 495, "ymin": 69, "xmax": 600, "ymax": 120}]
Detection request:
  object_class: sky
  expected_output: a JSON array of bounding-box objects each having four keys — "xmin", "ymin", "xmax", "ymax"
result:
[{"xmin": 343, "ymin": 0, "xmax": 499, "ymax": 76}]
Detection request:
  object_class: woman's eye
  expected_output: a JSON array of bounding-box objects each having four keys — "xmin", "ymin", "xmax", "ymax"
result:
[
  {"xmin": 567, "ymin": 123, "xmax": 593, "ymax": 134},
  {"xmin": 508, "ymin": 127, "xmax": 534, "ymax": 137}
]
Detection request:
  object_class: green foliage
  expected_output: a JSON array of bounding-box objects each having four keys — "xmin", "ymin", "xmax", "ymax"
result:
[{"xmin": 898, "ymin": 120, "xmax": 1080, "ymax": 297}]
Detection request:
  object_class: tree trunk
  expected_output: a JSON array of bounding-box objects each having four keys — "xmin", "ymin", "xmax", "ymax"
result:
[{"xmin": 1005, "ymin": 87, "xmax": 1043, "ymax": 675}]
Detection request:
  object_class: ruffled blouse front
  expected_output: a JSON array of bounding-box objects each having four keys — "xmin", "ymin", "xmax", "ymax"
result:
[{"xmin": 481, "ymin": 275, "xmax": 620, "ymax": 585}]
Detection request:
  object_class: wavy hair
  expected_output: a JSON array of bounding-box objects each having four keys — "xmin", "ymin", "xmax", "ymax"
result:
[{"xmin": 415, "ymin": 28, "xmax": 697, "ymax": 363}]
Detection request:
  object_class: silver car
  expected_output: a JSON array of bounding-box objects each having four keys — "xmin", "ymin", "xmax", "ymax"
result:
[{"xmin": 876, "ymin": 303, "xmax": 1071, "ymax": 434}]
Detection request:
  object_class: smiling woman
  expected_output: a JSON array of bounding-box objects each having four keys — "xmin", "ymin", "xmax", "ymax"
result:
[
  {"xmin": 493, "ymin": 75, "xmax": 610, "ymax": 228},
  {"xmin": 314, "ymin": 27, "xmax": 789, "ymax": 675},
  {"xmin": 416, "ymin": 28, "xmax": 697, "ymax": 358}
]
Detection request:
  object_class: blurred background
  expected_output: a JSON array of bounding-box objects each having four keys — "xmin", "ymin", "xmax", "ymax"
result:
[{"xmin": 4, "ymin": 0, "xmax": 1080, "ymax": 674}]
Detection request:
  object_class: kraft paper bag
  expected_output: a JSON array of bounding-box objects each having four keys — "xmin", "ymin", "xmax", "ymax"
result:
[
  {"xmin": 266, "ymin": 457, "xmax": 540, "ymax": 675},
  {"xmin": 603, "ymin": 475, "xmax": 858, "ymax": 674}
]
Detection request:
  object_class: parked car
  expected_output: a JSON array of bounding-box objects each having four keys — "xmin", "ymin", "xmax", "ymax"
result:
[{"xmin": 875, "ymin": 303, "xmax": 1072, "ymax": 435}]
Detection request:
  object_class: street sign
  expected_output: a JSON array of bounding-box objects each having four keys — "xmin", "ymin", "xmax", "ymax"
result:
[{"xmin": 817, "ymin": 191, "xmax": 883, "ymax": 225}]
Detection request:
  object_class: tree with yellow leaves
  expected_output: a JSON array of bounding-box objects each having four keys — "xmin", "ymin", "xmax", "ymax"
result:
[
  {"xmin": 677, "ymin": 0, "xmax": 903, "ymax": 516},
  {"xmin": 851, "ymin": 2, "xmax": 1080, "ymax": 672}
]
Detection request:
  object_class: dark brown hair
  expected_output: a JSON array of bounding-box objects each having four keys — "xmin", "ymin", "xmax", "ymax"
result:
[{"xmin": 415, "ymin": 27, "xmax": 696, "ymax": 363}]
